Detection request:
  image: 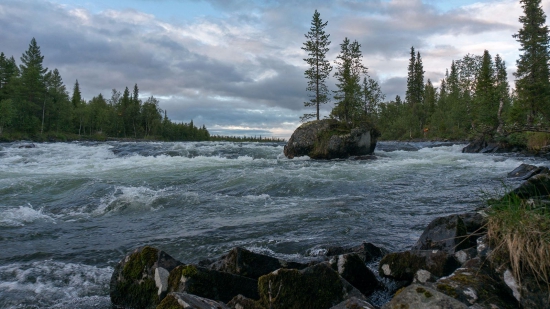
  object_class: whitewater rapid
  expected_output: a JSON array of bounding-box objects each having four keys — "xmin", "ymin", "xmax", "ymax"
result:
[{"xmin": 0, "ymin": 141, "xmax": 545, "ymax": 308}]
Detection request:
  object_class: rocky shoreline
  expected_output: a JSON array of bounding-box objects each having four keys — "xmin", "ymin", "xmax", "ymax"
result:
[{"xmin": 108, "ymin": 160, "xmax": 550, "ymax": 309}]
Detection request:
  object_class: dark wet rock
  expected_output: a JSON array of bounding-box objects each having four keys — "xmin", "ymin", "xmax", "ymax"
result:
[
  {"xmin": 507, "ymin": 163, "xmax": 549, "ymax": 180},
  {"xmin": 283, "ymin": 119, "xmax": 380, "ymax": 160},
  {"xmin": 381, "ymin": 284, "xmax": 468, "ymax": 309},
  {"xmin": 110, "ymin": 246, "xmax": 183, "ymax": 309},
  {"xmin": 156, "ymin": 292, "xmax": 229, "ymax": 309},
  {"xmin": 200, "ymin": 247, "xmax": 308, "ymax": 280},
  {"xmin": 226, "ymin": 295, "xmax": 265, "ymax": 309},
  {"xmin": 257, "ymin": 262, "xmax": 365, "ymax": 309},
  {"xmin": 379, "ymin": 250, "xmax": 460, "ymax": 282},
  {"xmin": 324, "ymin": 242, "xmax": 389, "ymax": 263},
  {"xmin": 18, "ymin": 143, "xmax": 36, "ymax": 148},
  {"xmin": 168, "ymin": 264, "xmax": 259, "ymax": 303},
  {"xmin": 492, "ymin": 266, "xmax": 550, "ymax": 309},
  {"xmin": 457, "ymin": 212, "xmax": 486, "ymax": 248},
  {"xmin": 435, "ymin": 258, "xmax": 519, "ymax": 309},
  {"xmin": 329, "ymin": 297, "xmax": 376, "ymax": 309},
  {"xmin": 329, "ymin": 253, "xmax": 379, "ymax": 297},
  {"xmin": 412, "ymin": 215, "xmax": 469, "ymax": 254},
  {"xmin": 462, "ymin": 140, "xmax": 509, "ymax": 154},
  {"xmin": 508, "ymin": 173, "xmax": 550, "ymax": 198}
]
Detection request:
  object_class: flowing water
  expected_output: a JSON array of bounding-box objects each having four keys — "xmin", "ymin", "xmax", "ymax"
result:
[{"xmin": 0, "ymin": 141, "xmax": 546, "ymax": 308}]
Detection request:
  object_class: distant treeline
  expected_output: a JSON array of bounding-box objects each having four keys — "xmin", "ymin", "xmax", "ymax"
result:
[{"xmin": 0, "ymin": 38, "xmax": 285, "ymax": 143}]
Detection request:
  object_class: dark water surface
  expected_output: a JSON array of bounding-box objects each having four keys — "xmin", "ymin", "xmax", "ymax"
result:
[{"xmin": 0, "ymin": 141, "xmax": 545, "ymax": 308}]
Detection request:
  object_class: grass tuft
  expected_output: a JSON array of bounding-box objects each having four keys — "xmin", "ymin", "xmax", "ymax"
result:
[{"xmin": 487, "ymin": 193, "xmax": 550, "ymax": 287}]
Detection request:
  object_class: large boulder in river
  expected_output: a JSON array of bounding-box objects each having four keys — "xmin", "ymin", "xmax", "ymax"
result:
[
  {"xmin": 412, "ymin": 214, "xmax": 469, "ymax": 254},
  {"xmin": 283, "ymin": 119, "xmax": 380, "ymax": 159}
]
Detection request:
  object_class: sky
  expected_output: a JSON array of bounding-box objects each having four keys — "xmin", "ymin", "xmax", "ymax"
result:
[{"xmin": 0, "ymin": 0, "xmax": 547, "ymax": 138}]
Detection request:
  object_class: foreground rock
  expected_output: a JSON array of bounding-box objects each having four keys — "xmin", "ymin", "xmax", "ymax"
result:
[
  {"xmin": 382, "ymin": 284, "xmax": 468, "ymax": 309},
  {"xmin": 379, "ymin": 250, "xmax": 460, "ymax": 282},
  {"xmin": 200, "ymin": 247, "xmax": 308, "ymax": 280},
  {"xmin": 157, "ymin": 292, "xmax": 229, "ymax": 309},
  {"xmin": 168, "ymin": 264, "xmax": 259, "ymax": 303},
  {"xmin": 323, "ymin": 242, "xmax": 389, "ymax": 263},
  {"xmin": 412, "ymin": 214, "xmax": 469, "ymax": 254},
  {"xmin": 283, "ymin": 119, "xmax": 380, "ymax": 159},
  {"xmin": 257, "ymin": 262, "xmax": 369, "ymax": 309},
  {"xmin": 328, "ymin": 253, "xmax": 379, "ymax": 296},
  {"xmin": 434, "ymin": 258, "xmax": 519, "ymax": 309},
  {"xmin": 110, "ymin": 246, "xmax": 182, "ymax": 309}
]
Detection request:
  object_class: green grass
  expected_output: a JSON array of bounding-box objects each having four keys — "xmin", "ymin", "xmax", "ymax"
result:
[{"xmin": 487, "ymin": 193, "xmax": 550, "ymax": 286}]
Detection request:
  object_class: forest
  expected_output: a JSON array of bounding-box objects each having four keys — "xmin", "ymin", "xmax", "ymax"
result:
[
  {"xmin": 302, "ymin": 0, "xmax": 550, "ymax": 151},
  {"xmin": 0, "ymin": 39, "xmax": 213, "ymax": 142}
]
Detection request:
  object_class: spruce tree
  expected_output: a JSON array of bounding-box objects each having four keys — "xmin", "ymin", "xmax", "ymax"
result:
[
  {"xmin": 494, "ymin": 54, "xmax": 510, "ymax": 134},
  {"xmin": 473, "ymin": 50, "xmax": 497, "ymax": 131},
  {"xmin": 332, "ymin": 38, "xmax": 366, "ymax": 124},
  {"xmin": 71, "ymin": 80, "xmax": 81, "ymax": 108},
  {"xmin": 405, "ymin": 47, "xmax": 416, "ymax": 105},
  {"xmin": 18, "ymin": 38, "xmax": 48, "ymax": 132},
  {"xmin": 513, "ymin": 0, "xmax": 550, "ymax": 125},
  {"xmin": 302, "ymin": 10, "xmax": 332, "ymax": 122}
]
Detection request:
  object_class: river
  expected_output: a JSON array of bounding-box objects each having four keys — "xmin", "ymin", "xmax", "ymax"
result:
[{"xmin": 0, "ymin": 141, "xmax": 545, "ymax": 308}]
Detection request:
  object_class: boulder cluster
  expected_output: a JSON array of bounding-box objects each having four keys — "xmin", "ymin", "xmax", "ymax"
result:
[{"xmin": 110, "ymin": 163, "xmax": 549, "ymax": 309}]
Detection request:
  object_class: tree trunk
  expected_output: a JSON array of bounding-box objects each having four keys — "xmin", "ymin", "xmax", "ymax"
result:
[{"xmin": 496, "ymin": 98, "xmax": 505, "ymax": 135}]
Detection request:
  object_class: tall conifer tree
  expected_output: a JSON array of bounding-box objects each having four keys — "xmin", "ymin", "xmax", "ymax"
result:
[
  {"xmin": 302, "ymin": 10, "xmax": 332, "ymax": 121},
  {"xmin": 513, "ymin": 0, "xmax": 550, "ymax": 125},
  {"xmin": 332, "ymin": 38, "xmax": 366, "ymax": 124}
]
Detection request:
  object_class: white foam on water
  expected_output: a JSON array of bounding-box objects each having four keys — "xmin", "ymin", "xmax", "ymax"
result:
[
  {"xmin": 93, "ymin": 186, "xmax": 170, "ymax": 215},
  {"xmin": 0, "ymin": 261, "xmax": 112, "ymax": 308},
  {"xmin": 0, "ymin": 205, "xmax": 55, "ymax": 227}
]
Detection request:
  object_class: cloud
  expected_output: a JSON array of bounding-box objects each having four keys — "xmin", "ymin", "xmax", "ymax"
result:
[{"xmin": 0, "ymin": 0, "xmax": 539, "ymax": 138}]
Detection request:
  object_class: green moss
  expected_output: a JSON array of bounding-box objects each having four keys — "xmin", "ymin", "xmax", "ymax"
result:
[
  {"xmin": 112, "ymin": 247, "xmax": 160, "ymax": 309},
  {"xmin": 257, "ymin": 266, "xmax": 344, "ymax": 309},
  {"xmin": 122, "ymin": 246, "xmax": 159, "ymax": 280},
  {"xmin": 436, "ymin": 283, "xmax": 458, "ymax": 298},
  {"xmin": 156, "ymin": 294, "xmax": 181, "ymax": 309}
]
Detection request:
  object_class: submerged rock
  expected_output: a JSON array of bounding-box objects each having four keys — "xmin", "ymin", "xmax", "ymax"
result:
[
  {"xmin": 109, "ymin": 246, "xmax": 183, "ymax": 309},
  {"xmin": 283, "ymin": 119, "xmax": 380, "ymax": 159},
  {"xmin": 257, "ymin": 262, "xmax": 365, "ymax": 309}
]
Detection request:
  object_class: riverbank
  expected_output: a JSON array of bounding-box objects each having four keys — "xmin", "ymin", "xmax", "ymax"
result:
[{"xmin": 109, "ymin": 162, "xmax": 550, "ymax": 308}]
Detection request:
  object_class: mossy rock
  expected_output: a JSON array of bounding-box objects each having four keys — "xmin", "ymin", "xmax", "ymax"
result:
[
  {"xmin": 379, "ymin": 250, "xmax": 460, "ymax": 282},
  {"xmin": 168, "ymin": 264, "xmax": 259, "ymax": 303},
  {"xmin": 227, "ymin": 294, "xmax": 266, "ymax": 309},
  {"xmin": 257, "ymin": 263, "xmax": 362, "ymax": 309},
  {"xmin": 382, "ymin": 284, "xmax": 468, "ymax": 309},
  {"xmin": 412, "ymin": 214, "xmax": 470, "ymax": 254},
  {"xmin": 284, "ymin": 119, "xmax": 379, "ymax": 159},
  {"xmin": 435, "ymin": 259, "xmax": 519, "ymax": 309},
  {"xmin": 110, "ymin": 246, "xmax": 183, "ymax": 309},
  {"xmin": 110, "ymin": 246, "xmax": 161, "ymax": 309}
]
